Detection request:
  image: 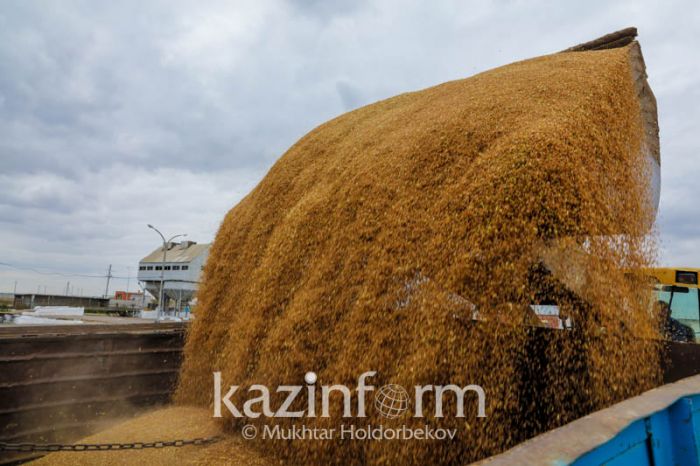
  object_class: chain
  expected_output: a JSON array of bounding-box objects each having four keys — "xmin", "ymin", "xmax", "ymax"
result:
[{"xmin": 0, "ymin": 435, "xmax": 222, "ymax": 453}]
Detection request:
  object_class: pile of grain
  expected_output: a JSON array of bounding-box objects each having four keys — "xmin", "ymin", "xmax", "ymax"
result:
[
  {"xmin": 173, "ymin": 35, "xmax": 661, "ymax": 464},
  {"xmin": 37, "ymin": 32, "xmax": 663, "ymax": 465},
  {"xmin": 30, "ymin": 407, "xmax": 275, "ymax": 466}
]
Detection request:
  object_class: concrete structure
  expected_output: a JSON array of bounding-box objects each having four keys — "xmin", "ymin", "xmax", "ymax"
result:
[
  {"xmin": 13, "ymin": 294, "xmax": 109, "ymax": 310},
  {"xmin": 137, "ymin": 241, "xmax": 209, "ymax": 311}
]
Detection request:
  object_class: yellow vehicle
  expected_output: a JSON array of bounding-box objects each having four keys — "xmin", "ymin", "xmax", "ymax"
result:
[{"xmin": 647, "ymin": 268, "xmax": 700, "ymax": 339}]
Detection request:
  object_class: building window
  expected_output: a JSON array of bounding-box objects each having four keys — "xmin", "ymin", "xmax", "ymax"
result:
[
  {"xmin": 182, "ymin": 265, "xmax": 189, "ymax": 270},
  {"xmin": 147, "ymin": 266, "xmax": 153, "ymax": 270},
  {"xmin": 139, "ymin": 266, "xmax": 146, "ymax": 271},
  {"xmin": 155, "ymin": 266, "xmax": 162, "ymax": 271},
  {"xmin": 164, "ymin": 266, "xmax": 171, "ymax": 271},
  {"xmin": 173, "ymin": 265, "xmax": 180, "ymax": 270}
]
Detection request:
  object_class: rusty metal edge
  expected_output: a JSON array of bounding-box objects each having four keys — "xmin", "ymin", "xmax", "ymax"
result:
[
  {"xmin": 0, "ymin": 368, "xmax": 179, "ymax": 390},
  {"xmin": 0, "ymin": 322, "xmax": 186, "ymax": 338},
  {"xmin": 0, "ymin": 347, "xmax": 182, "ymax": 363}
]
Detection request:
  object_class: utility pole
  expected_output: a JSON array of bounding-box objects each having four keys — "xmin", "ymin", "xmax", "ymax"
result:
[
  {"xmin": 13, "ymin": 280, "xmax": 17, "ymax": 295},
  {"xmin": 65, "ymin": 282, "xmax": 69, "ymax": 295},
  {"xmin": 147, "ymin": 224, "xmax": 186, "ymax": 321},
  {"xmin": 105, "ymin": 264, "xmax": 112, "ymax": 298},
  {"xmin": 126, "ymin": 266, "xmax": 131, "ymax": 293}
]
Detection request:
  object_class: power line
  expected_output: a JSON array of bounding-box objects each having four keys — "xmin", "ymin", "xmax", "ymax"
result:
[{"xmin": 0, "ymin": 261, "xmax": 132, "ymax": 280}]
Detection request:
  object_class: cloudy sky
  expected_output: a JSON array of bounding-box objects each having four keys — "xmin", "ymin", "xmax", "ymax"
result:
[{"xmin": 0, "ymin": 0, "xmax": 698, "ymax": 296}]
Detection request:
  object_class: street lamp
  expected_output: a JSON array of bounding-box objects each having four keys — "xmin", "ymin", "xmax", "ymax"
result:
[{"xmin": 147, "ymin": 224, "xmax": 186, "ymax": 321}]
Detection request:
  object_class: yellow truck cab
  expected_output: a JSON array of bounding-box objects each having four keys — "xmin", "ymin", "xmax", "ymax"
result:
[{"xmin": 647, "ymin": 268, "xmax": 700, "ymax": 339}]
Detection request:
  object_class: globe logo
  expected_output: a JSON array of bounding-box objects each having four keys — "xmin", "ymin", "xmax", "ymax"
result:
[{"xmin": 374, "ymin": 384, "xmax": 410, "ymax": 418}]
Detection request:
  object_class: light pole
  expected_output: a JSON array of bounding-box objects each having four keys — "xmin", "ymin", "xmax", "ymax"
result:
[{"xmin": 147, "ymin": 224, "xmax": 186, "ymax": 321}]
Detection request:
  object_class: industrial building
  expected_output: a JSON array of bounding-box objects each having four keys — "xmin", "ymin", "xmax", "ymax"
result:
[
  {"xmin": 109, "ymin": 291, "xmax": 153, "ymax": 310},
  {"xmin": 13, "ymin": 294, "xmax": 110, "ymax": 310},
  {"xmin": 137, "ymin": 241, "xmax": 209, "ymax": 311}
]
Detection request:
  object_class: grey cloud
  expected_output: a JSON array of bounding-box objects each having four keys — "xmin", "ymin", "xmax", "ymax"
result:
[
  {"xmin": 0, "ymin": 0, "xmax": 699, "ymax": 294},
  {"xmin": 335, "ymin": 80, "xmax": 364, "ymax": 111},
  {"xmin": 287, "ymin": 0, "xmax": 366, "ymax": 19}
]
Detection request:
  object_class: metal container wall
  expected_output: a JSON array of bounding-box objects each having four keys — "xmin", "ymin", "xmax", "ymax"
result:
[{"xmin": 0, "ymin": 323, "xmax": 185, "ymax": 464}]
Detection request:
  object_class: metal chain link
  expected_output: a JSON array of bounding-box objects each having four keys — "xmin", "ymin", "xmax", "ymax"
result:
[{"xmin": 0, "ymin": 435, "xmax": 222, "ymax": 453}]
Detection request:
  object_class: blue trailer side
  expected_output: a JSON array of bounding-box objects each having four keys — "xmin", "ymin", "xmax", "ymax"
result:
[
  {"xmin": 478, "ymin": 374, "xmax": 700, "ymax": 466},
  {"xmin": 574, "ymin": 395, "xmax": 700, "ymax": 465}
]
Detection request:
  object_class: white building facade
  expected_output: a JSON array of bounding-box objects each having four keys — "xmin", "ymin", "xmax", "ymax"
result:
[{"xmin": 137, "ymin": 241, "xmax": 210, "ymax": 311}]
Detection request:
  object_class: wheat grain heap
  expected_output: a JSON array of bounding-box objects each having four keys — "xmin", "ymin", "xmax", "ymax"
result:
[
  {"xmin": 178, "ymin": 29, "xmax": 658, "ymax": 464},
  {"xmin": 36, "ymin": 29, "xmax": 663, "ymax": 465},
  {"xmin": 173, "ymin": 28, "xmax": 662, "ymax": 464}
]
